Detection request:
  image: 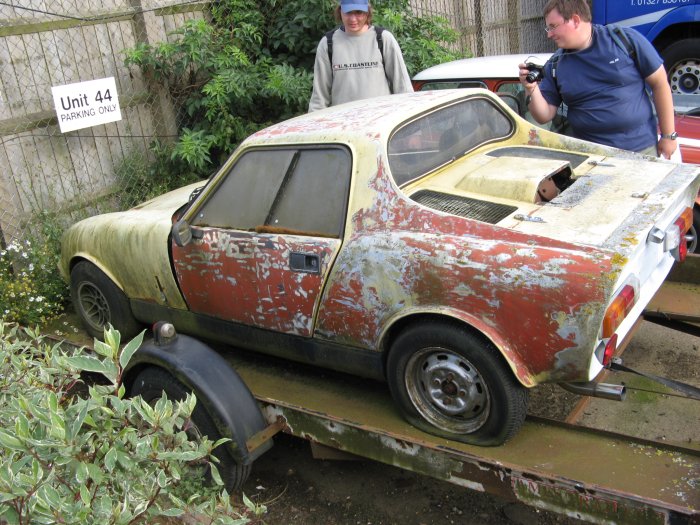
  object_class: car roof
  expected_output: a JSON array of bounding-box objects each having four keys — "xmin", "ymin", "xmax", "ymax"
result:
[
  {"xmin": 413, "ymin": 53, "xmax": 553, "ymax": 81},
  {"xmin": 247, "ymin": 89, "xmax": 495, "ymax": 144}
]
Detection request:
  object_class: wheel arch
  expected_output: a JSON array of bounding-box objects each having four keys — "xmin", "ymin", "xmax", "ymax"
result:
[
  {"xmin": 69, "ymin": 255, "xmax": 127, "ymax": 292},
  {"xmin": 123, "ymin": 333, "xmax": 273, "ymax": 466},
  {"xmin": 378, "ymin": 311, "xmax": 535, "ymax": 388},
  {"xmin": 651, "ymin": 21, "xmax": 699, "ymax": 53}
]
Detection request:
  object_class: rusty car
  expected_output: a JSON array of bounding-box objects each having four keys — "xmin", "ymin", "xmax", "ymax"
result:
[{"xmin": 60, "ymin": 89, "xmax": 700, "ymax": 446}]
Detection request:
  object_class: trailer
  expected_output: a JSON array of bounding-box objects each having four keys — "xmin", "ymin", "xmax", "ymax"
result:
[
  {"xmin": 52, "ymin": 257, "xmax": 700, "ymax": 525},
  {"xmin": 223, "ymin": 312, "xmax": 699, "ymax": 525}
]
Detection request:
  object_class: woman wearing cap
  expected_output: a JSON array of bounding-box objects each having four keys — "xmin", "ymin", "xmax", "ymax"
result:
[{"xmin": 308, "ymin": 0, "xmax": 413, "ymax": 112}]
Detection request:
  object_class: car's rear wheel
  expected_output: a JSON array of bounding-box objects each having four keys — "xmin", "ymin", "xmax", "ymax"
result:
[
  {"xmin": 70, "ymin": 261, "xmax": 141, "ymax": 339},
  {"xmin": 387, "ymin": 321, "xmax": 528, "ymax": 446},
  {"xmin": 130, "ymin": 366, "xmax": 250, "ymax": 491}
]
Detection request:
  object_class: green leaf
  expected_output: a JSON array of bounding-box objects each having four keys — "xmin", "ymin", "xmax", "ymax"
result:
[
  {"xmin": 69, "ymin": 400, "xmax": 90, "ymax": 441},
  {"xmin": 92, "ymin": 339, "xmax": 114, "ymax": 359},
  {"xmin": 80, "ymin": 484, "xmax": 91, "ymax": 505},
  {"xmin": 103, "ymin": 325, "xmax": 121, "ymax": 350},
  {"xmin": 119, "ymin": 330, "xmax": 145, "ymax": 369},
  {"xmin": 75, "ymin": 462, "xmax": 89, "ymax": 484},
  {"xmin": 0, "ymin": 430, "xmax": 24, "ymax": 450},
  {"xmin": 158, "ymin": 508, "xmax": 184, "ymax": 517},
  {"xmin": 209, "ymin": 463, "xmax": 223, "ymax": 486},
  {"xmin": 48, "ymin": 391, "xmax": 58, "ymax": 413},
  {"xmin": 104, "ymin": 447, "xmax": 117, "ymax": 472},
  {"xmin": 64, "ymin": 356, "xmax": 110, "ymax": 375},
  {"xmin": 49, "ymin": 411, "xmax": 66, "ymax": 440}
]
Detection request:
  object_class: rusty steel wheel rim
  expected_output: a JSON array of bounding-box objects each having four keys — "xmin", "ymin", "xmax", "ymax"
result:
[{"xmin": 405, "ymin": 347, "xmax": 490, "ymax": 434}]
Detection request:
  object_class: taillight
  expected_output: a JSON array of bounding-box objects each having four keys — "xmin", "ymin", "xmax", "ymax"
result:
[
  {"xmin": 602, "ymin": 279, "xmax": 638, "ymax": 338},
  {"xmin": 665, "ymin": 207, "xmax": 693, "ymax": 262},
  {"xmin": 603, "ymin": 333, "xmax": 618, "ymax": 367}
]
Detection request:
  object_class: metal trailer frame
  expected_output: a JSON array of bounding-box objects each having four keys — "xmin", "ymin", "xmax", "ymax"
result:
[{"xmin": 233, "ymin": 343, "xmax": 698, "ymax": 525}]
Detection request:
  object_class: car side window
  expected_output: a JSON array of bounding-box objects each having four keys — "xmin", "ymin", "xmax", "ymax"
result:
[
  {"xmin": 388, "ymin": 97, "xmax": 513, "ymax": 185},
  {"xmin": 192, "ymin": 147, "xmax": 350, "ymax": 238},
  {"xmin": 192, "ymin": 149, "xmax": 294, "ymax": 230},
  {"xmin": 267, "ymin": 148, "xmax": 351, "ymax": 237}
]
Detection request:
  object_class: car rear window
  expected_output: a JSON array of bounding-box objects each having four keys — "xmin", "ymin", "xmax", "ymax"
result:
[{"xmin": 387, "ymin": 97, "xmax": 513, "ymax": 186}]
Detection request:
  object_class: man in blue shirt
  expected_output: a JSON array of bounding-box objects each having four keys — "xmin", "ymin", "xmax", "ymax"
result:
[{"xmin": 519, "ymin": 0, "xmax": 678, "ymax": 159}]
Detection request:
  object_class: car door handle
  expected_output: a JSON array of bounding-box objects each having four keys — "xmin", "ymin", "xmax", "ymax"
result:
[{"xmin": 290, "ymin": 252, "xmax": 320, "ymax": 273}]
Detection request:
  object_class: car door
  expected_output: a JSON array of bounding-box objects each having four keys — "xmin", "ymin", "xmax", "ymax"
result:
[{"xmin": 172, "ymin": 146, "xmax": 351, "ymax": 337}]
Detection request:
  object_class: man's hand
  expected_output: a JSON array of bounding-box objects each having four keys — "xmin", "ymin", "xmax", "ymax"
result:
[{"xmin": 517, "ymin": 62, "xmax": 557, "ymax": 125}]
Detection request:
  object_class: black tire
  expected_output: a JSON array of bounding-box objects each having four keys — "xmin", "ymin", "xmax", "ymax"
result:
[
  {"xmin": 690, "ymin": 205, "xmax": 700, "ymax": 255},
  {"xmin": 660, "ymin": 38, "xmax": 700, "ymax": 94},
  {"xmin": 70, "ymin": 261, "xmax": 141, "ymax": 339},
  {"xmin": 386, "ymin": 322, "xmax": 529, "ymax": 446},
  {"xmin": 130, "ymin": 366, "xmax": 250, "ymax": 491}
]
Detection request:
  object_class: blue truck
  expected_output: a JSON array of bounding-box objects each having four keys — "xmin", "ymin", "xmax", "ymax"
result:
[{"xmin": 592, "ymin": 0, "xmax": 699, "ymax": 94}]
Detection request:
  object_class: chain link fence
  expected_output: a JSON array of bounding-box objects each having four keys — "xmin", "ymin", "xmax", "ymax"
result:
[{"xmin": 0, "ymin": 0, "xmax": 552, "ymax": 250}]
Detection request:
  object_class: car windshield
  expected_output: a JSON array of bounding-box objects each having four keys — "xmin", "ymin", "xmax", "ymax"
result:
[{"xmin": 388, "ymin": 97, "xmax": 513, "ymax": 186}]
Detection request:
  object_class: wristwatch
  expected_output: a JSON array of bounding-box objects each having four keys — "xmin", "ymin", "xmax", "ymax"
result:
[{"xmin": 660, "ymin": 132, "xmax": 678, "ymax": 140}]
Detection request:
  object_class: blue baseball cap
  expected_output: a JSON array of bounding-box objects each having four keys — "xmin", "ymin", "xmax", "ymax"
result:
[{"xmin": 340, "ymin": 0, "xmax": 369, "ymax": 13}]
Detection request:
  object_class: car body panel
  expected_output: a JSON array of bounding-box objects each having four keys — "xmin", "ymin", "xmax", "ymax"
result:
[
  {"xmin": 61, "ymin": 90, "xmax": 700, "ymax": 389},
  {"xmin": 59, "ymin": 183, "xmax": 202, "ymax": 310},
  {"xmin": 173, "ymin": 229, "xmax": 341, "ymax": 337}
]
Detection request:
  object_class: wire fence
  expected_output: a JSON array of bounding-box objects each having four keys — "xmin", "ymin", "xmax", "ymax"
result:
[{"xmin": 0, "ymin": 0, "xmax": 551, "ymax": 249}]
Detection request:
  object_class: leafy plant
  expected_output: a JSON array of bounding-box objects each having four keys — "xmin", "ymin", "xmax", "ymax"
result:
[
  {"xmin": 0, "ymin": 212, "xmax": 68, "ymax": 326},
  {"xmin": 114, "ymin": 141, "xmax": 203, "ymax": 209},
  {"xmin": 0, "ymin": 323, "xmax": 265, "ymax": 524}
]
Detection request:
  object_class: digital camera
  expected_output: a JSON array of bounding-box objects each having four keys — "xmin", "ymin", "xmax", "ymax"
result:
[{"xmin": 525, "ymin": 62, "xmax": 545, "ymax": 83}]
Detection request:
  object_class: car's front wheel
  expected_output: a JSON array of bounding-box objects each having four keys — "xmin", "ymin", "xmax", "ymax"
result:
[
  {"xmin": 387, "ymin": 321, "xmax": 529, "ymax": 446},
  {"xmin": 70, "ymin": 261, "xmax": 141, "ymax": 339}
]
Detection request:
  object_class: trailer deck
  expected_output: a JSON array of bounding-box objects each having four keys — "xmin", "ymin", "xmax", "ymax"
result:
[{"xmin": 225, "ymin": 340, "xmax": 698, "ymax": 525}]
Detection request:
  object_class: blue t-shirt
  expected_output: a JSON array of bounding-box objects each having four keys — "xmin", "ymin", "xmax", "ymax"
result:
[{"xmin": 539, "ymin": 25, "xmax": 663, "ymax": 152}]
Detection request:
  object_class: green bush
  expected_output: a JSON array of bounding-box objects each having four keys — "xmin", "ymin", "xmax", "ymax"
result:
[
  {"xmin": 0, "ymin": 323, "xmax": 265, "ymax": 524},
  {"xmin": 124, "ymin": 0, "xmax": 462, "ymax": 176}
]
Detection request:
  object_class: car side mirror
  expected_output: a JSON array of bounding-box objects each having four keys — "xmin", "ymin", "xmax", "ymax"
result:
[{"xmin": 172, "ymin": 219, "xmax": 192, "ymax": 247}]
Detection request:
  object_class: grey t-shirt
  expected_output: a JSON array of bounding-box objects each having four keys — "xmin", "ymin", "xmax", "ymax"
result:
[{"xmin": 308, "ymin": 26, "xmax": 413, "ymax": 112}]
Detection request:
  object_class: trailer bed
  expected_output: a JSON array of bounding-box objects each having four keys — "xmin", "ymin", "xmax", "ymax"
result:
[{"xmin": 223, "ymin": 344, "xmax": 698, "ymax": 525}]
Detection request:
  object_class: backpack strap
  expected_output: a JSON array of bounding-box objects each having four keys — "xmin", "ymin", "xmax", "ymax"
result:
[
  {"xmin": 325, "ymin": 28, "xmax": 336, "ymax": 66},
  {"xmin": 374, "ymin": 26, "xmax": 393, "ymax": 93},
  {"xmin": 607, "ymin": 24, "xmax": 638, "ymax": 70},
  {"xmin": 375, "ymin": 26, "xmax": 385, "ymax": 63}
]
